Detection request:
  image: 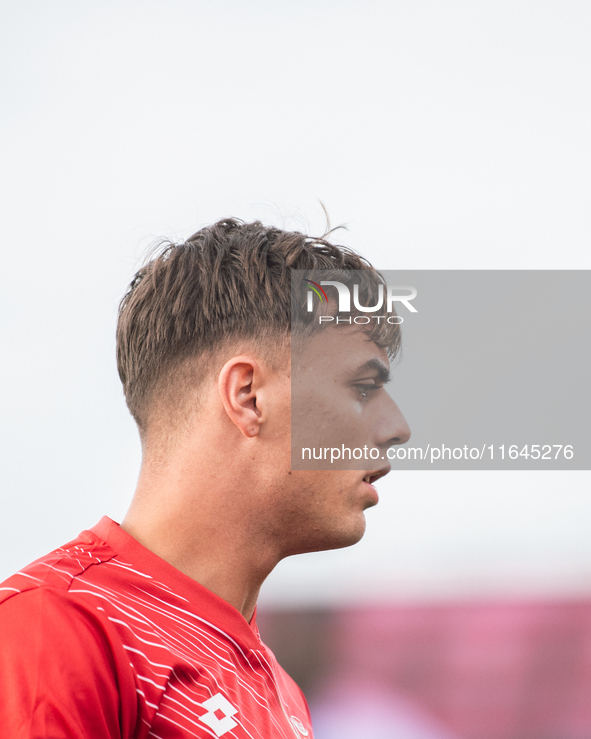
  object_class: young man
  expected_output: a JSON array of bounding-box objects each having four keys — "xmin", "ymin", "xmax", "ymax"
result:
[{"xmin": 0, "ymin": 219, "xmax": 410, "ymax": 738}]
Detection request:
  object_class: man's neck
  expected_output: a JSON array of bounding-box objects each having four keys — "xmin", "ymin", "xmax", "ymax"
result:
[{"xmin": 120, "ymin": 465, "xmax": 280, "ymax": 622}]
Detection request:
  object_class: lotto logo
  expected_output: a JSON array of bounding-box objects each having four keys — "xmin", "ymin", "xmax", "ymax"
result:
[
  {"xmin": 198, "ymin": 693, "xmax": 239, "ymax": 737},
  {"xmin": 290, "ymin": 715, "xmax": 309, "ymax": 736}
]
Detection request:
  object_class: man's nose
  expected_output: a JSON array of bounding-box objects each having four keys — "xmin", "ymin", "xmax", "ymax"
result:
[{"xmin": 378, "ymin": 392, "xmax": 411, "ymax": 447}]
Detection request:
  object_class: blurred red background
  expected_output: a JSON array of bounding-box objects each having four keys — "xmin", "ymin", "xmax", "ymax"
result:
[{"xmin": 259, "ymin": 600, "xmax": 591, "ymax": 739}]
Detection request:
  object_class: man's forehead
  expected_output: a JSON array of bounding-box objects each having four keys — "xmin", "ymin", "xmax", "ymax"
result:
[{"xmin": 298, "ymin": 325, "xmax": 390, "ymax": 370}]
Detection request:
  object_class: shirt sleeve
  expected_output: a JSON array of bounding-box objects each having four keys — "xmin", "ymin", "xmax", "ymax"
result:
[{"xmin": 0, "ymin": 587, "xmax": 137, "ymax": 739}]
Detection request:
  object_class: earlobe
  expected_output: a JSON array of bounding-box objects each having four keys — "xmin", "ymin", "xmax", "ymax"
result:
[{"xmin": 218, "ymin": 356, "xmax": 262, "ymax": 439}]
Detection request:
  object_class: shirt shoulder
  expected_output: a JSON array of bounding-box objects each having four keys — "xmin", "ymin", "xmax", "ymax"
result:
[
  {"xmin": 0, "ymin": 583, "xmax": 138, "ymax": 738},
  {"xmin": 0, "ymin": 529, "xmax": 116, "ymax": 603}
]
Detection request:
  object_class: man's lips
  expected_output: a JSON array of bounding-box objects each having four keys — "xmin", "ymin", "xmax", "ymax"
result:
[{"xmin": 362, "ymin": 466, "xmax": 391, "ymax": 485}]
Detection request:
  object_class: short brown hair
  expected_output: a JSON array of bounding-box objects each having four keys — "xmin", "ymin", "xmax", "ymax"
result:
[{"xmin": 116, "ymin": 218, "xmax": 399, "ymax": 433}]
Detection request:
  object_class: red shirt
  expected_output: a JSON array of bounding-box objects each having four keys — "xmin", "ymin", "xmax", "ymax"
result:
[{"xmin": 0, "ymin": 517, "xmax": 313, "ymax": 739}]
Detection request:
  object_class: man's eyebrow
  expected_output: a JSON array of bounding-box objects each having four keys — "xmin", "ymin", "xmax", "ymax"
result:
[{"xmin": 345, "ymin": 358, "xmax": 392, "ymax": 384}]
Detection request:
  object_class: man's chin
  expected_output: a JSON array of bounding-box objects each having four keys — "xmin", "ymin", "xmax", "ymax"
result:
[{"xmin": 292, "ymin": 518, "xmax": 367, "ymax": 555}]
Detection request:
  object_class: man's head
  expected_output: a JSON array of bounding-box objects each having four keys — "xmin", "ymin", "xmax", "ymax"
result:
[
  {"xmin": 117, "ymin": 219, "xmax": 391, "ymax": 442},
  {"xmin": 117, "ymin": 218, "xmax": 409, "ymax": 557}
]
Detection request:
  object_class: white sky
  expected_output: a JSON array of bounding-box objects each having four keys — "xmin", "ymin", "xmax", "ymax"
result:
[{"xmin": 1, "ymin": 0, "xmax": 590, "ymax": 603}]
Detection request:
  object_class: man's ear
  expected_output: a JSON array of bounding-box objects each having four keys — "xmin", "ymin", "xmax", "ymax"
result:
[{"xmin": 218, "ymin": 356, "xmax": 263, "ymax": 438}]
